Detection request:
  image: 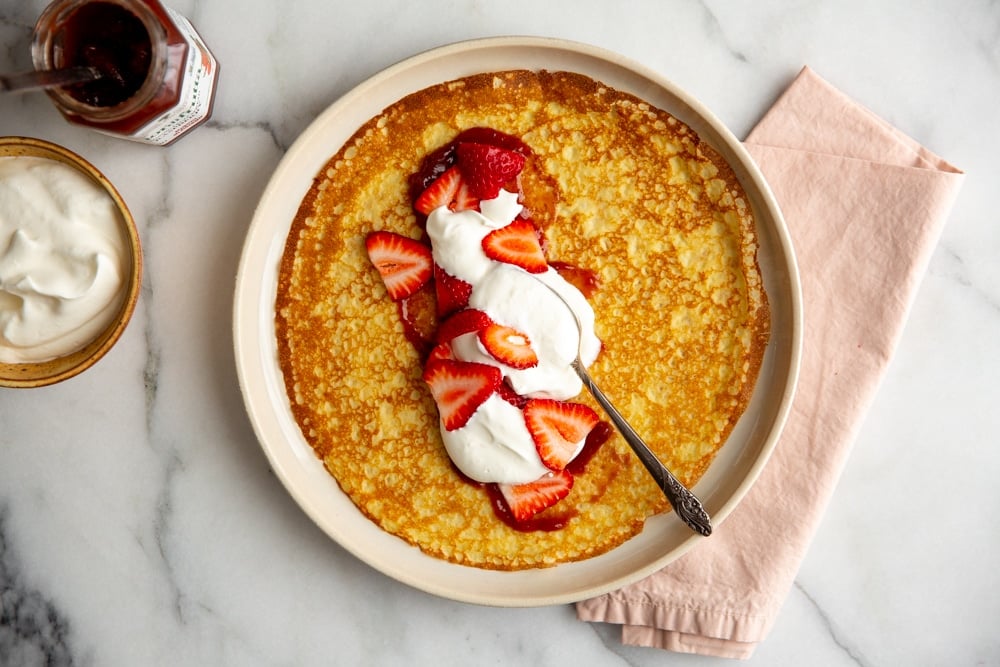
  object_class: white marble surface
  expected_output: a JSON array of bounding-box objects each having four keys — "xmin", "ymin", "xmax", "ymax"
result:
[{"xmin": 1, "ymin": 1, "xmax": 998, "ymax": 665}]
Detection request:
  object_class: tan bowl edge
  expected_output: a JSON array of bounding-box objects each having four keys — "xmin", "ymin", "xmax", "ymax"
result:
[{"xmin": 0, "ymin": 136, "xmax": 142, "ymax": 388}]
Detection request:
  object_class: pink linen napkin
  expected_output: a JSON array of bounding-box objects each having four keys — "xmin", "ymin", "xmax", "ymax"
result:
[{"xmin": 576, "ymin": 66, "xmax": 964, "ymax": 659}]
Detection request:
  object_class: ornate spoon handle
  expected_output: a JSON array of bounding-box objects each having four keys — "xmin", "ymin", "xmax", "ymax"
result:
[
  {"xmin": 573, "ymin": 360, "xmax": 713, "ymax": 536},
  {"xmin": 527, "ymin": 272, "xmax": 712, "ymax": 536}
]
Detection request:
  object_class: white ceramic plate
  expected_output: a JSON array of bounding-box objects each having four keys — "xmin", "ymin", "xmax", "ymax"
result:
[{"xmin": 233, "ymin": 37, "xmax": 802, "ymax": 607}]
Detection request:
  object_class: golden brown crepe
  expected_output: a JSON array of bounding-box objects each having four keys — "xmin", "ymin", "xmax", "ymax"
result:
[{"xmin": 275, "ymin": 70, "xmax": 769, "ymax": 569}]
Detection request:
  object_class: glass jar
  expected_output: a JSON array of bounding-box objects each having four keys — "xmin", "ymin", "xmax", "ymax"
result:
[{"xmin": 31, "ymin": 0, "xmax": 219, "ymax": 146}]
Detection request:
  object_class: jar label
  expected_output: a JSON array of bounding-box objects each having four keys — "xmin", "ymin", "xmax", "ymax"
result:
[{"xmin": 129, "ymin": 9, "xmax": 218, "ymax": 145}]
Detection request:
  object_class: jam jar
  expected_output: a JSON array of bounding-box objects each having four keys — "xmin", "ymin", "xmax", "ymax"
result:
[{"xmin": 31, "ymin": 0, "xmax": 219, "ymax": 145}]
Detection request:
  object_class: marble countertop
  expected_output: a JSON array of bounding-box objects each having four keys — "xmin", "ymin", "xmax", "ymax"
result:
[{"xmin": 2, "ymin": 1, "xmax": 998, "ymax": 664}]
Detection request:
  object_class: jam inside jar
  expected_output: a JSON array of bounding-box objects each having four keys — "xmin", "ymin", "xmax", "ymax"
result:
[
  {"xmin": 31, "ymin": 0, "xmax": 219, "ymax": 145},
  {"xmin": 60, "ymin": 2, "xmax": 153, "ymax": 108}
]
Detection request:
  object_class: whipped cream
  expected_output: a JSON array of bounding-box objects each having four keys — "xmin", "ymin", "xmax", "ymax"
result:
[
  {"xmin": 440, "ymin": 394, "xmax": 551, "ymax": 483},
  {"xmin": 426, "ymin": 190, "xmax": 601, "ymax": 484},
  {"xmin": 0, "ymin": 157, "xmax": 128, "ymax": 363}
]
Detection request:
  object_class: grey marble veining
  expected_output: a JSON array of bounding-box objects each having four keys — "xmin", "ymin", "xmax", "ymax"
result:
[
  {"xmin": 1, "ymin": 505, "xmax": 77, "ymax": 667},
  {"xmin": 2, "ymin": 0, "xmax": 999, "ymax": 665}
]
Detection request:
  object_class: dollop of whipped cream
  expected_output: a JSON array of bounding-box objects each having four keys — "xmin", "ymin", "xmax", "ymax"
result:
[
  {"xmin": 0, "ymin": 156, "xmax": 128, "ymax": 363},
  {"xmin": 426, "ymin": 190, "xmax": 601, "ymax": 484}
]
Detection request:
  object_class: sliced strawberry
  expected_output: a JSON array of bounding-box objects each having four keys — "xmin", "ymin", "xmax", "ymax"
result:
[
  {"xmin": 523, "ymin": 398, "xmax": 600, "ymax": 471},
  {"xmin": 496, "ymin": 380, "xmax": 528, "ymax": 409},
  {"xmin": 426, "ymin": 342, "xmax": 454, "ymax": 364},
  {"xmin": 422, "ymin": 359, "xmax": 501, "ymax": 431},
  {"xmin": 497, "ymin": 470, "xmax": 574, "ymax": 522},
  {"xmin": 409, "ymin": 129, "xmax": 530, "ymax": 205},
  {"xmin": 482, "ymin": 219, "xmax": 547, "ymax": 274},
  {"xmin": 433, "ymin": 263, "xmax": 473, "ymax": 318},
  {"xmin": 456, "ymin": 142, "xmax": 526, "ymax": 200},
  {"xmin": 414, "ymin": 166, "xmax": 478, "ymax": 216},
  {"xmin": 452, "ymin": 180, "xmax": 479, "ymax": 211},
  {"xmin": 478, "ymin": 322, "xmax": 538, "ymax": 369},
  {"xmin": 436, "ymin": 308, "xmax": 493, "ymax": 344},
  {"xmin": 365, "ymin": 231, "xmax": 433, "ymax": 301}
]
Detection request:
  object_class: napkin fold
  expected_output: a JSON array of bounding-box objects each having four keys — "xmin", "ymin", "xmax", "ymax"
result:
[{"xmin": 576, "ymin": 66, "xmax": 964, "ymax": 659}]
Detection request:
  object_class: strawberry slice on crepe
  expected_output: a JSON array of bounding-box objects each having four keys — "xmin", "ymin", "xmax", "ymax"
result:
[
  {"xmin": 414, "ymin": 166, "xmax": 478, "ymax": 216},
  {"xmin": 365, "ymin": 231, "xmax": 432, "ymax": 301},
  {"xmin": 455, "ymin": 142, "xmax": 526, "ymax": 200},
  {"xmin": 482, "ymin": 219, "xmax": 548, "ymax": 274},
  {"xmin": 478, "ymin": 322, "xmax": 538, "ymax": 369},
  {"xmin": 524, "ymin": 398, "xmax": 600, "ymax": 471},
  {"xmin": 433, "ymin": 264, "xmax": 474, "ymax": 318},
  {"xmin": 497, "ymin": 469, "xmax": 574, "ymax": 522},
  {"xmin": 422, "ymin": 359, "xmax": 501, "ymax": 431},
  {"xmin": 435, "ymin": 308, "xmax": 493, "ymax": 344}
]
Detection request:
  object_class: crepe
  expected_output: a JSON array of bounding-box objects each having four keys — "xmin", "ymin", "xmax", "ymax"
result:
[{"xmin": 275, "ymin": 70, "xmax": 768, "ymax": 569}]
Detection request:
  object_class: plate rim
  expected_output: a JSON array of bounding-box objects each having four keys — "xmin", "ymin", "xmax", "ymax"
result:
[{"xmin": 233, "ymin": 35, "xmax": 803, "ymax": 607}]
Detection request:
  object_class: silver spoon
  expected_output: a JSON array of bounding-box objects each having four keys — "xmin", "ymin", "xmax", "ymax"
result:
[
  {"xmin": 0, "ymin": 66, "xmax": 102, "ymax": 94},
  {"xmin": 535, "ymin": 277, "xmax": 713, "ymax": 536}
]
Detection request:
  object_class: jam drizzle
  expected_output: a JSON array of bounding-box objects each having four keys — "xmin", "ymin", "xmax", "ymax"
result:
[
  {"xmin": 550, "ymin": 261, "xmax": 602, "ymax": 299},
  {"xmin": 567, "ymin": 421, "xmax": 613, "ymax": 475},
  {"xmin": 397, "ymin": 285, "xmax": 437, "ymax": 359}
]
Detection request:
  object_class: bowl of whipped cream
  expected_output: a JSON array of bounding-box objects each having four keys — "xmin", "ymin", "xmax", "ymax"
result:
[{"xmin": 0, "ymin": 137, "xmax": 141, "ymax": 387}]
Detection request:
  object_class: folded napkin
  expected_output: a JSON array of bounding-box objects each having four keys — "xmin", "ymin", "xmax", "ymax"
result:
[{"xmin": 576, "ymin": 66, "xmax": 964, "ymax": 659}]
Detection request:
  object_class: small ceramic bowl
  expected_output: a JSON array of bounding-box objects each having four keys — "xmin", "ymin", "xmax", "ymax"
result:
[{"xmin": 0, "ymin": 136, "xmax": 142, "ymax": 388}]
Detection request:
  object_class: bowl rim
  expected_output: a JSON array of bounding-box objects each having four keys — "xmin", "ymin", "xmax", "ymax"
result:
[{"xmin": 0, "ymin": 136, "xmax": 142, "ymax": 388}]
